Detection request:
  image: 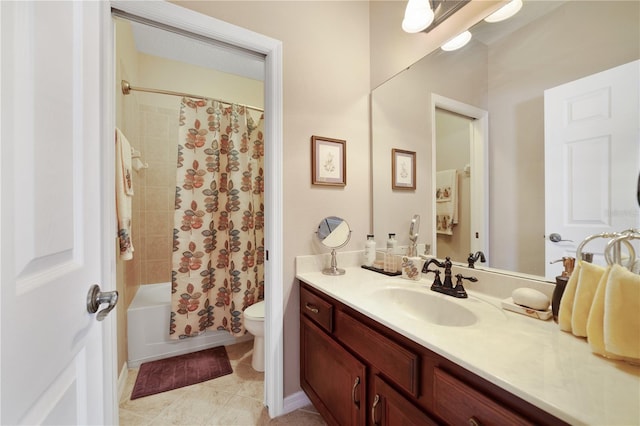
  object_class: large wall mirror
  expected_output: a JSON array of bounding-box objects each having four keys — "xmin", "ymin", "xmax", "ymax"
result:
[{"xmin": 372, "ymin": 0, "xmax": 639, "ymax": 280}]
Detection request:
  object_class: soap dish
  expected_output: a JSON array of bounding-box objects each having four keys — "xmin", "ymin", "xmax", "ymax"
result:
[{"xmin": 501, "ymin": 297, "xmax": 552, "ymax": 321}]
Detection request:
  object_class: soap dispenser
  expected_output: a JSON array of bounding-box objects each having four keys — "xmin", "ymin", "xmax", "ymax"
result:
[{"xmin": 550, "ymin": 257, "xmax": 575, "ymax": 322}]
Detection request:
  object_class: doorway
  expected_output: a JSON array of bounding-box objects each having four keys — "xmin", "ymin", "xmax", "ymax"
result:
[
  {"xmin": 430, "ymin": 94, "xmax": 488, "ymax": 264},
  {"xmin": 106, "ymin": 2, "xmax": 284, "ymax": 418}
]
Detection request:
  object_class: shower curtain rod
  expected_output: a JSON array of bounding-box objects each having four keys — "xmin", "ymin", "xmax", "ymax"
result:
[{"xmin": 121, "ymin": 80, "xmax": 264, "ymax": 112}]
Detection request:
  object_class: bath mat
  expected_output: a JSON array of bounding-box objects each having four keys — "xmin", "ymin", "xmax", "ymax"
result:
[{"xmin": 130, "ymin": 346, "xmax": 233, "ymax": 400}]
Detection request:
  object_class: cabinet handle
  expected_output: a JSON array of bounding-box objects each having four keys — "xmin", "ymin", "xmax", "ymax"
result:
[
  {"xmin": 468, "ymin": 416, "xmax": 481, "ymax": 426},
  {"xmin": 305, "ymin": 303, "xmax": 319, "ymax": 314},
  {"xmin": 371, "ymin": 394, "xmax": 380, "ymax": 425},
  {"xmin": 351, "ymin": 376, "xmax": 360, "ymax": 407}
]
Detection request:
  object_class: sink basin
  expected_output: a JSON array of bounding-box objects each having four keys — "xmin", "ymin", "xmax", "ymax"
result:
[{"xmin": 371, "ymin": 287, "xmax": 477, "ymax": 327}]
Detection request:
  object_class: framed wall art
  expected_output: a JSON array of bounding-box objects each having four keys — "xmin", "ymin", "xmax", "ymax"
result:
[
  {"xmin": 392, "ymin": 148, "xmax": 416, "ymax": 190},
  {"xmin": 311, "ymin": 136, "xmax": 346, "ymax": 186}
]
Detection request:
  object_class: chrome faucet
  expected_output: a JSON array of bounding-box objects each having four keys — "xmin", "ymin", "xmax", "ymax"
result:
[{"xmin": 467, "ymin": 251, "xmax": 486, "ymax": 268}]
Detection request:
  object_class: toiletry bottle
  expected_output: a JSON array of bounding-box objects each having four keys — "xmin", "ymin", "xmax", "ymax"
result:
[
  {"xmin": 383, "ymin": 249, "xmax": 394, "ymax": 273},
  {"xmin": 384, "ymin": 233, "xmax": 398, "ymax": 272},
  {"xmin": 387, "ymin": 233, "xmax": 397, "ymax": 251},
  {"xmin": 363, "ymin": 234, "xmax": 376, "ymax": 266},
  {"xmin": 550, "ymin": 257, "xmax": 575, "ymax": 322}
]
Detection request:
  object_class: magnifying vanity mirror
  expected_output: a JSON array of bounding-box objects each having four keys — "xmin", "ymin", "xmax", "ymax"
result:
[
  {"xmin": 372, "ymin": 0, "xmax": 639, "ymax": 280},
  {"xmin": 317, "ymin": 216, "xmax": 352, "ymax": 275}
]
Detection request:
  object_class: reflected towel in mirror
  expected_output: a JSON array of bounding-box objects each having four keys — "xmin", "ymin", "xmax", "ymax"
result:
[{"xmin": 436, "ymin": 169, "xmax": 458, "ymax": 235}]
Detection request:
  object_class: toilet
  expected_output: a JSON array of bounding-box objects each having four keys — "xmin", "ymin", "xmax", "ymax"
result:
[{"xmin": 243, "ymin": 300, "xmax": 265, "ymax": 372}]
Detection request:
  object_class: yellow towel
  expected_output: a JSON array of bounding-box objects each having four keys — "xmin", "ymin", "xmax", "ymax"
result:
[
  {"xmin": 558, "ymin": 262, "xmax": 581, "ymax": 332},
  {"xmin": 586, "ymin": 267, "xmax": 621, "ymax": 359},
  {"xmin": 571, "ymin": 262, "xmax": 606, "ymax": 337},
  {"xmin": 604, "ymin": 264, "xmax": 640, "ymax": 361}
]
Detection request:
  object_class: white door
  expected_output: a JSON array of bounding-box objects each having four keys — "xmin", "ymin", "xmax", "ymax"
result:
[
  {"xmin": 1, "ymin": 2, "xmax": 115, "ymax": 424},
  {"xmin": 545, "ymin": 60, "xmax": 640, "ymax": 279}
]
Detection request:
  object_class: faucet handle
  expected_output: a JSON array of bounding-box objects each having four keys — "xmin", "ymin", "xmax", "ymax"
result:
[
  {"xmin": 453, "ymin": 274, "xmax": 477, "ymax": 298},
  {"xmin": 424, "ymin": 269, "xmax": 442, "ymax": 289}
]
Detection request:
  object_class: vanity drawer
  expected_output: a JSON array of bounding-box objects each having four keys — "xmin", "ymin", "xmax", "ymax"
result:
[
  {"xmin": 300, "ymin": 286, "xmax": 334, "ymax": 333},
  {"xmin": 433, "ymin": 368, "xmax": 533, "ymax": 426},
  {"xmin": 334, "ymin": 310, "xmax": 419, "ymax": 397}
]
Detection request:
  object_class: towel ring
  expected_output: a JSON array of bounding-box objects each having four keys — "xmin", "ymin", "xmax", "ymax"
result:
[
  {"xmin": 605, "ymin": 231, "xmax": 639, "ymax": 267},
  {"xmin": 576, "ymin": 231, "xmax": 636, "ymax": 268}
]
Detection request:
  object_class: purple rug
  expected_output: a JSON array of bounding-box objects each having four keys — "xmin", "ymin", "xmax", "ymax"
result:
[{"xmin": 131, "ymin": 346, "xmax": 233, "ymax": 399}]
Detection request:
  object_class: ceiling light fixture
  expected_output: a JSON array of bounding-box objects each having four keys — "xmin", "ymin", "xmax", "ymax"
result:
[
  {"xmin": 402, "ymin": 0, "xmax": 435, "ymax": 33},
  {"xmin": 484, "ymin": 0, "xmax": 523, "ymax": 23},
  {"xmin": 441, "ymin": 30, "xmax": 472, "ymax": 51}
]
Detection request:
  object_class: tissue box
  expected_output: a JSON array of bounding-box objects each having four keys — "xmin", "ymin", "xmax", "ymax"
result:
[{"xmin": 401, "ymin": 256, "xmax": 424, "ymax": 281}]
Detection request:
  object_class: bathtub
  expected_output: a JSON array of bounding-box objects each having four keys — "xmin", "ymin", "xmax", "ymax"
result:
[{"xmin": 127, "ymin": 282, "xmax": 251, "ymax": 368}]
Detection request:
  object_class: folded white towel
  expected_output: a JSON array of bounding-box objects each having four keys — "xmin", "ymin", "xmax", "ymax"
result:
[
  {"xmin": 116, "ymin": 128, "xmax": 134, "ymax": 260},
  {"xmin": 436, "ymin": 169, "xmax": 458, "ymax": 235},
  {"xmin": 604, "ymin": 264, "xmax": 640, "ymax": 362}
]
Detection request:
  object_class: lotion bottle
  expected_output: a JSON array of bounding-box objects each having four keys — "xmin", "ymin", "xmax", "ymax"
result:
[
  {"xmin": 551, "ymin": 257, "xmax": 575, "ymax": 322},
  {"xmin": 363, "ymin": 234, "xmax": 376, "ymax": 266}
]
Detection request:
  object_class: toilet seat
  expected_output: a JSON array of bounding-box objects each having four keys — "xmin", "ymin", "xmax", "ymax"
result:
[{"xmin": 244, "ymin": 300, "xmax": 265, "ymax": 320}]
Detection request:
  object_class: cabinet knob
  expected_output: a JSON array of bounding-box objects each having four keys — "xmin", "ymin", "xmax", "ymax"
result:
[
  {"xmin": 351, "ymin": 376, "xmax": 360, "ymax": 407},
  {"xmin": 468, "ymin": 416, "xmax": 481, "ymax": 426},
  {"xmin": 305, "ymin": 303, "xmax": 319, "ymax": 314},
  {"xmin": 371, "ymin": 394, "xmax": 380, "ymax": 425}
]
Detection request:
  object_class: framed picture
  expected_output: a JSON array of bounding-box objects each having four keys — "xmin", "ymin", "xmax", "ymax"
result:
[
  {"xmin": 392, "ymin": 148, "xmax": 416, "ymax": 190},
  {"xmin": 311, "ymin": 136, "xmax": 346, "ymax": 186}
]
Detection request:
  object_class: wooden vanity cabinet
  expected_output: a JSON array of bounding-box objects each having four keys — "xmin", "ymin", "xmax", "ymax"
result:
[{"xmin": 300, "ymin": 281, "xmax": 566, "ymax": 426}]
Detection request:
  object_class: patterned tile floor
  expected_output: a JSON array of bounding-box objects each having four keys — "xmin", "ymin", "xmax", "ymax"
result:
[{"xmin": 119, "ymin": 340, "xmax": 327, "ymax": 425}]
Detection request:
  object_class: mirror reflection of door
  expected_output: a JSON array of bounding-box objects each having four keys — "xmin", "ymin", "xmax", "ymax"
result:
[
  {"xmin": 435, "ymin": 108, "xmax": 473, "ymax": 260},
  {"xmin": 544, "ymin": 60, "xmax": 640, "ymax": 279}
]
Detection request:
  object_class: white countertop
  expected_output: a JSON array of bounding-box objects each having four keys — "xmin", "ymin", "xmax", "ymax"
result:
[{"xmin": 296, "ymin": 252, "xmax": 640, "ymax": 425}]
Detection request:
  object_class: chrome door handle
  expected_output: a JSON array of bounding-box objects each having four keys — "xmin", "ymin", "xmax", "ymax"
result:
[
  {"xmin": 549, "ymin": 233, "xmax": 573, "ymax": 243},
  {"xmin": 86, "ymin": 284, "xmax": 119, "ymax": 321}
]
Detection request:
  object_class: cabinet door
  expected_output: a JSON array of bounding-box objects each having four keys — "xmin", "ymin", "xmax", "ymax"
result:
[
  {"xmin": 371, "ymin": 375, "xmax": 438, "ymax": 426},
  {"xmin": 301, "ymin": 316, "xmax": 366, "ymax": 425},
  {"xmin": 434, "ymin": 368, "xmax": 533, "ymax": 425}
]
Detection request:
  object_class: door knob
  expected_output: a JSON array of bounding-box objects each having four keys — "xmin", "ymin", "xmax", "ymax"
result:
[
  {"xmin": 86, "ymin": 284, "xmax": 119, "ymax": 321},
  {"xmin": 549, "ymin": 233, "xmax": 573, "ymax": 243}
]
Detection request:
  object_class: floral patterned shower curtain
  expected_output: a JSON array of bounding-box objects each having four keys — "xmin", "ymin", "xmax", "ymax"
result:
[{"xmin": 171, "ymin": 98, "xmax": 264, "ymax": 339}]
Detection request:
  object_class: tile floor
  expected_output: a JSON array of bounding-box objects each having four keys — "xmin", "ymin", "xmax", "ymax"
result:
[{"xmin": 119, "ymin": 340, "xmax": 327, "ymax": 425}]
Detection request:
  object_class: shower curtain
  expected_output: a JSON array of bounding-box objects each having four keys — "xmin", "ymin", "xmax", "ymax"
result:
[{"xmin": 171, "ymin": 98, "xmax": 264, "ymax": 339}]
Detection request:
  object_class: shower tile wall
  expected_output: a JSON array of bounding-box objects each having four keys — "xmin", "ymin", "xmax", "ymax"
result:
[{"xmin": 138, "ymin": 103, "xmax": 179, "ymax": 285}]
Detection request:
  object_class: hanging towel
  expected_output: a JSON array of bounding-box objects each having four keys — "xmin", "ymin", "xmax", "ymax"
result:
[
  {"xmin": 586, "ymin": 267, "xmax": 621, "ymax": 359},
  {"xmin": 603, "ymin": 264, "xmax": 640, "ymax": 361},
  {"xmin": 116, "ymin": 128, "xmax": 134, "ymax": 260},
  {"xmin": 558, "ymin": 261, "xmax": 582, "ymax": 332},
  {"xmin": 571, "ymin": 261, "xmax": 606, "ymax": 337},
  {"xmin": 436, "ymin": 169, "xmax": 458, "ymax": 235}
]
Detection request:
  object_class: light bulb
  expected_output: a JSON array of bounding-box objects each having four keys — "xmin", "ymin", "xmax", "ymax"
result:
[
  {"xmin": 441, "ymin": 31, "xmax": 472, "ymax": 51},
  {"xmin": 402, "ymin": 0, "xmax": 435, "ymax": 33},
  {"xmin": 484, "ymin": 0, "xmax": 523, "ymax": 23}
]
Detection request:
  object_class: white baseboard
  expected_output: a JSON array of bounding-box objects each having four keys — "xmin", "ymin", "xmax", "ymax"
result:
[
  {"xmin": 117, "ymin": 363, "xmax": 128, "ymax": 401},
  {"xmin": 282, "ymin": 390, "xmax": 312, "ymax": 415}
]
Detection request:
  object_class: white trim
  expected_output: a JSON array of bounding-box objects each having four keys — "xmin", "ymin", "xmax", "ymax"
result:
[
  {"xmin": 106, "ymin": 0, "xmax": 285, "ymax": 419},
  {"xmin": 430, "ymin": 94, "xmax": 489, "ymax": 260},
  {"xmin": 283, "ymin": 390, "xmax": 312, "ymax": 414},
  {"xmin": 100, "ymin": 2, "xmax": 119, "ymax": 424},
  {"xmin": 117, "ymin": 364, "xmax": 129, "ymax": 402}
]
